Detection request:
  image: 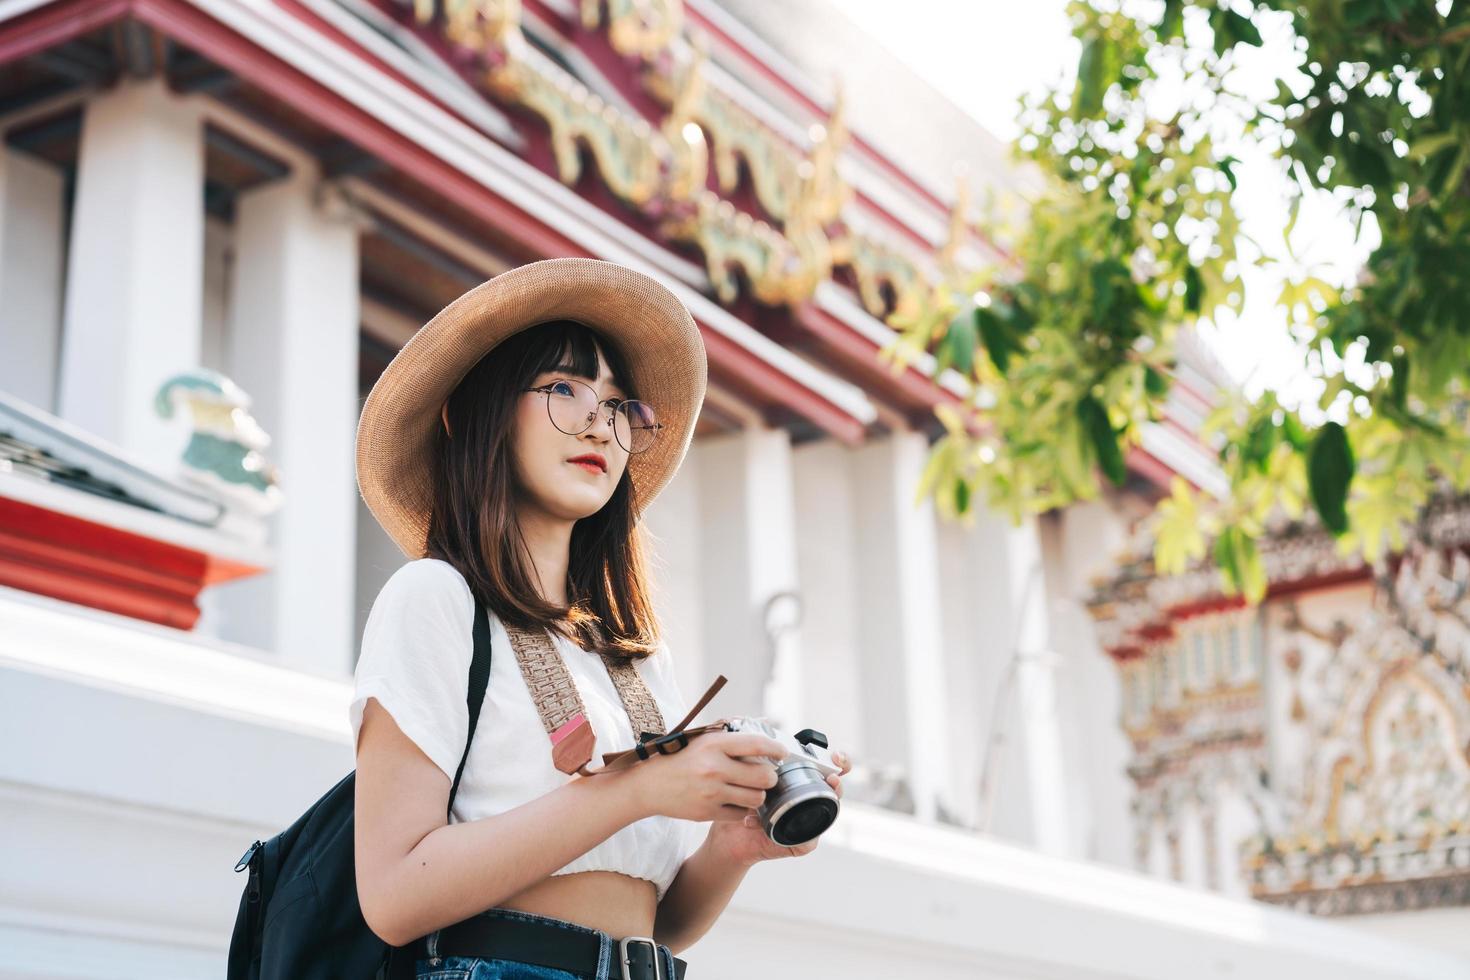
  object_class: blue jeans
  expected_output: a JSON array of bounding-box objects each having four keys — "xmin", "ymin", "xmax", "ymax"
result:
[{"xmin": 414, "ymin": 907, "xmax": 680, "ymax": 980}]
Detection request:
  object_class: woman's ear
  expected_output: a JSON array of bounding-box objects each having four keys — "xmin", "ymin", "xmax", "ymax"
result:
[{"xmin": 440, "ymin": 401, "xmax": 453, "ymax": 440}]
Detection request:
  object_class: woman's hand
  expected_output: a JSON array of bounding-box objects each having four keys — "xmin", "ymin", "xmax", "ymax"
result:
[
  {"xmin": 626, "ymin": 730, "xmax": 788, "ymax": 824},
  {"xmin": 704, "ymin": 750, "xmax": 852, "ymax": 868}
]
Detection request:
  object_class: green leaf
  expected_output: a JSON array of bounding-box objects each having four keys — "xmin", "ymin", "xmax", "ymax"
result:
[
  {"xmin": 975, "ymin": 307, "xmax": 1013, "ymax": 373},
  {"xmin": 1308, "ymin": 421, "xmax": 1355, "ymax": 534},
  {"xmin": 1409, "ymin": 131, "xmax": 1460, "ymax": 162},
  {"xmin": 1214, "ymin": 526, "xmax": 1241, "ymax": 594},
  {"xmin": 1155, "ymin": 477, "xmax": 1207, "ymax": 574},
  {"xmin": 1389, "ymin": 354, "xmax": 1409, "ymax": 411},
  {"xmin": 1237, "ymin": 531, "xmax": 1268, "ymax": 602},
  {"xmin": 1245, "ymin": 419, "xmax": 1280, "ymax": 473},
  {"xmin": 1224, "ymin": 9, "xmax": 1263, "ymax": 47},
  {"xmin": 1218, "ymin": 527, "xmax": 1263, "ymax": 597},
  {"xmin": 1344, "ymin": 0, "xmax": 1381, "ymax": 28},
  {"xmin": 1344, "ymin": 137, "xmax": 1392, "ymax": 188},
  {"xmin": 1184, "ymin": 264, "xmax": 1204, "ymax": 314},
  {"xmin": 1075, "ymin": 37, "xmax": 1105, "ymax": 119},
  {"xmin": 1213, "ymin": 525, "xmax": 1266, "ymax": 602},
  {"xmin": 1219, "ymin": 155, "xmax": 1239, "ymax": 191},
  {"xmin": 1282, "ymin": 412, "xmax": 1309, "ymax": 452},
  {"xmin": 945, "ymin": 311, "xmax": 978, "ymax": 376},
  {"xmin": 1093, "ymin": 261, "xmax": 1117, "ymax": 313},
  {"xmin": 1078, "ymin": 394, "xmax": 1127, "ymax": 487},
  {"xmin": 1159, "ymin": 0, "xmax": 1184, "ymax": 39},
  {"xmin": 1144, "ymin": 365, "xmax": 1169, "ymax": 397}
]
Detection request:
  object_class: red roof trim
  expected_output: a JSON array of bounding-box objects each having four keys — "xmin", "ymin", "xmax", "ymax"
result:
[
  {"xmin": 0, "ymin": 0, "xmax": 131, "ymax": 64},
  {"xmin": 791, "ymin": 302, "xmax": 965, "ymax": 417},
  {"xmin": 0, "ymin": 495, "xmax": 241, "ymax": 630}
]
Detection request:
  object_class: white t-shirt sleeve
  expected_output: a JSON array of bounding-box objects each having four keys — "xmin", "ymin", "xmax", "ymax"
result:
[{"xmin": 349, "ymin": 559, "xmax": 475, "ymax": 783}]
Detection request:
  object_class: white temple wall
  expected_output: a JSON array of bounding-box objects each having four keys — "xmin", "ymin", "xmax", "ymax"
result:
[
  {"xmin": 7, "ymin": 586, "xmax": 1464, "ymax": 980},
  {"xmin": 1176, "ymin": 795, "xmax": 1209, "ymax": 890},
  {"xmin": 848, "ymin": 432, "xmax": 953, "ymax": 822},
  {"xmin": 351, "ymin": 494, "xmax": 411, "ymax": 667},
  {"xmin": 933, "ymin": 508, "xmax": 986, "ymax": 829},
  {"xmin": 1045, "ymin": 500, "xmax": 1136, "ymax": 865},
  {"xmin": 199, "ymin": 215, "xmax": 233, "ymax": 377},
  {"xmin": 687, "ymin": 428, "xmax": 803, "ymax": 722},
  {"xmin": 640, "ymin": 443, "xmax": 709, "ymax": 707},
  {"xmin": 950, "ymin": 506, "xmax": 1057, "ymax": 849},
  {"xmin": 210, "ymin": 170, "xmax": 362, "ymax": 678},
  {"xmin": 790, "ymin": 440, "xmax": 867, "ymax": 762},
  {"xmin": 1213, "ymin": 785, "xmax": 1257, "ymax": 900},
  {"xmin": 0, "ymin": 145, "xmax": 66, "ymax": 413}
]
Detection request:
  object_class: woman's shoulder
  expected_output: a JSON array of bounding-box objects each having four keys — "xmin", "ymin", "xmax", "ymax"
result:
[
  {"xmin": 373, "ymin": 558, "xmax": 474, "ymax": 619},
  {"xmin": 387, "ymin": 556, "xmax": 469, "ymax": 589}
]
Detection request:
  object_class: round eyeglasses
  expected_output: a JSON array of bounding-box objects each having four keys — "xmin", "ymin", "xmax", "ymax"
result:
[{"xmin": 521, "ymin": 377, "xmax": 664, "ymax": 455}]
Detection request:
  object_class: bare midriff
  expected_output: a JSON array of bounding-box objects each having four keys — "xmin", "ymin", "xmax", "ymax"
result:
[{"xmin": 495, "ymin": 870, "xmax": 658, "ymax": 939}]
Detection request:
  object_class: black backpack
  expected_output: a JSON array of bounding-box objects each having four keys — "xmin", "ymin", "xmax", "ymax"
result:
[{"xmin": 228, "ymin": 594, "xmax": 493, "ymax": 979}]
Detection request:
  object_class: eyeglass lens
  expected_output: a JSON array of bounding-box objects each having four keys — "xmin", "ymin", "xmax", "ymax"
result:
[{"xmin": 543, "ymin": 378, "xmax": 659, "ymax": 454}]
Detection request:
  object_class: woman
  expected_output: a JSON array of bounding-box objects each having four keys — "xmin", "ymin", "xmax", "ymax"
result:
[{"xmin": 350, "ymin": 258, "xmax": 851, "ymax": 980}]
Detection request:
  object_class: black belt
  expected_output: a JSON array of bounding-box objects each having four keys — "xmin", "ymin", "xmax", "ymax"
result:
[{"xmin": 421, "ymin": 912, "xmax": 688, "ymax": 980}]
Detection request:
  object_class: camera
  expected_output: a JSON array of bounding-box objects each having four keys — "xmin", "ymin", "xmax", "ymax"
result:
[{"xmin": 722, "ymin": 716, "xmax": 843, "ymax": 846}]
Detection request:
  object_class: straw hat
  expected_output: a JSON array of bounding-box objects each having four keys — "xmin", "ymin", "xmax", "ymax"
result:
[{"xmin": 356, "ymin": 257, "xmax": 707, "ymax": 558}]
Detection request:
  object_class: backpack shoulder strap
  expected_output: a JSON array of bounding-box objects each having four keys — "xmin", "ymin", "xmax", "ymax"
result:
[{"xmin": 447, "ymin": 594, "xmax": 492, "ymax": 819}]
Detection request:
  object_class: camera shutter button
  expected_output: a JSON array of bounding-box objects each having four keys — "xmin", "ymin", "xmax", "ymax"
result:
[{"xmin": 794, "ymin": 729, "xmax": 828, "ymax": 749}]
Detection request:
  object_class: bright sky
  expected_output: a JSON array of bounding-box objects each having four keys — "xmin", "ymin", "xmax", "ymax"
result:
[{"xmin": 837, "ymin": 0, "xmax": 1376, "ymax": 417}]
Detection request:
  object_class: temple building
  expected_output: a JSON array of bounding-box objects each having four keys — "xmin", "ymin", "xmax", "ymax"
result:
[
  {"xmin": 1087, "ymin": 493, "xmax": 1470, "ymax": 935},
  {"xmin": 0, "ymin": 0, "xmax": 1465, "ymax": 975}
]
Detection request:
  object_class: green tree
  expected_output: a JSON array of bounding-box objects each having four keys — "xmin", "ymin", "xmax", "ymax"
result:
[{"xmin": 896, "ymin": 0, "xmax": 1470, "ymax": 602}]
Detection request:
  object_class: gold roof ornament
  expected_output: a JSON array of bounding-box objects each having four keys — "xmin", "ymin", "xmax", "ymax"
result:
[
  {"xmin": 412, "ymin": 0, "xmax": 979, "ymax": 317},
  {"xmin": 582, "ymin": 0, "xmax": 684, "ymax": 61}
]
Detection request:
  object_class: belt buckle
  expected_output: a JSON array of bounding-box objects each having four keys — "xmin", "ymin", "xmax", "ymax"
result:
[{"xmin": 617, "ymin": 935, "xmax": 666, "ymax": 980}]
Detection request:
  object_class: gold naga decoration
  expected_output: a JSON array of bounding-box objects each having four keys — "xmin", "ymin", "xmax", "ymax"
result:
[
  {"xmin": 831, "ymin": 230, "xmax": 930, "ymax": 324},
  {"xmin": 653, "ymin": 39, "xmax": 833, "ymax": 304},
  {"xmin": 413, "ymin": 0, "xmax": 981, "ymax": 324},
  {"xmin": 423, "ymin": 0, "xmax": 663, "ymax": 205},
  {"xmin": 580, "ymin": 0, "xmax": 683, "ymax": 61},
  {"xmin": 643, "ymin": 39, "xmax": 850, "ymax": 228}
]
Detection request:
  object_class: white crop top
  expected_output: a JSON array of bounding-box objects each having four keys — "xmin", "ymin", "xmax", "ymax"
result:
[{"xmin": 349, "ymin": 558, "xmax": 706, "ymax": 902}]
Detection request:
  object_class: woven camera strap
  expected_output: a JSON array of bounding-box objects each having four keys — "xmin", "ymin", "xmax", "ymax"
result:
[{"xmin": 502, "ymin": 622, "xmax": 668, "ymax": 776}]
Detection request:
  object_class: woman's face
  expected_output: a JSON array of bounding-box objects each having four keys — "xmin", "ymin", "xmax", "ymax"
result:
[{"xmin": 511, "ymin": 347, "xmax": 632, "ymax": 522}]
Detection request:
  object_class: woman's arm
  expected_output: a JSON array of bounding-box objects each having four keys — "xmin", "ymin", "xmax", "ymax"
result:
[
  {"xmin": 652, "ymin": 750, "xmax": 851, "ymax": 954},
  {"xmin": 354, "ymin": 697, "xmax": 647, "ymax": 947},
  {"xmin": 651, "ymin": 836, "xmax": 753, "ymax": 954}
]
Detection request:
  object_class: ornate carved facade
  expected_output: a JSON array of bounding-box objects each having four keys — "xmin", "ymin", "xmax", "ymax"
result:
[{"xmin": 1087, "ymin": 496, "xmax": 1470, "ymax": 914}]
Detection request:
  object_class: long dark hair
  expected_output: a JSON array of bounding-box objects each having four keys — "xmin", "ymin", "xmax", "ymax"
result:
[{"xmin": 424, "ymin": 319, "xmax": 662, "ymax": 660}]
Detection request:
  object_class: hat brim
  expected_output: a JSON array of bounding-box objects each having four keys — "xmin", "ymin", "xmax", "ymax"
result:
[{"xmin": 356, "ymin": 257, "xmax": 707, "ymax": 558}]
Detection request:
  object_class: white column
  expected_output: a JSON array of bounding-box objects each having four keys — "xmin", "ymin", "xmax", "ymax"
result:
[
  {"xmin": 639, "ymin": 447, "xmax": 708, "ymax": 706},
  {"xmin": 934, "ymin": 509, "xmax": 984, "ymax": 828},
  {"xmin": 57, "ymin": 80, "xmax": 204, "ymax": 470},
  {"xmin": 217, "ymin": 172, "xmax": 360, "ymax": 677},
  {"xmin": 692, "ymin": 428, "xmax": 802, "ymax": 723},
  {"xmin": 850, "ymin": 431, "xmax": 951, "ymax": 822},
  {"xmin": 0, "ymin": 147, "xmax": 67, "ymax": 411},
  {"xmin": 792, "ymin": 440, "xmax": 866, "ymax": 760},
  {"xmin": 965, "ymin": 507, "xmax": 1074, "ymax": 854},
  {"xmin": 1051, "ymin": 500, "xmax": 1136, "ymax": 865}
]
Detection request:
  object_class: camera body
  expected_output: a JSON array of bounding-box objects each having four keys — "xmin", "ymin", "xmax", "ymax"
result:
[{"xmin": 722, "ymin": 716, "xmax": 843, "ymax": 846}]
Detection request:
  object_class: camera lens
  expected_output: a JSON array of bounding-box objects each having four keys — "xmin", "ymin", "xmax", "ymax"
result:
[
  {"xmin": 772, "ymin": 796, "xmax": 839, "ymax": 846},
  {"xmin": 760, "ymin": 761, "xmax": 840, "ymax": 846}
]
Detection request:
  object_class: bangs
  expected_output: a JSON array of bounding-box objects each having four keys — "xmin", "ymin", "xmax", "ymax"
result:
[{"xmin": 527, "ymin": 320, "xmax": 636, "ymax": 399}]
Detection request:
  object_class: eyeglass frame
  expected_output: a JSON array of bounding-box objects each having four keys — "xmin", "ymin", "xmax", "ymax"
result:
[{"xmin": 519, "ymin": 377, "xmax": 666, "ymax": 455}]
